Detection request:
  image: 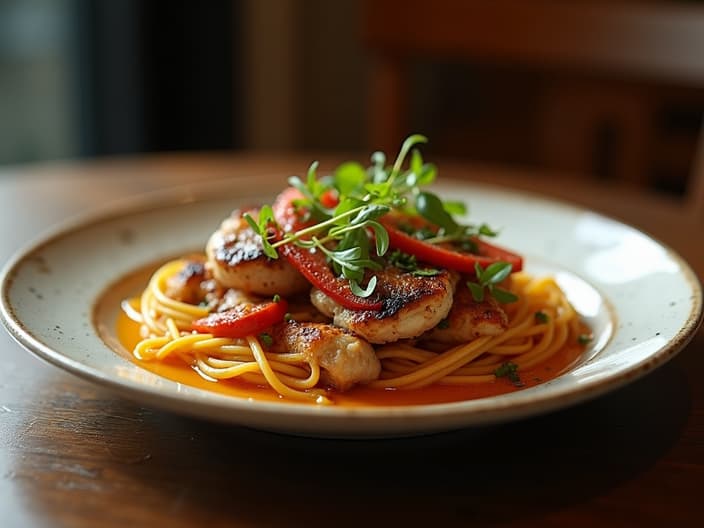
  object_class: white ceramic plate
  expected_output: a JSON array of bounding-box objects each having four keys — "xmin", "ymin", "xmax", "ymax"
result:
[{"xmin": 1, "ymin": 178, "xmax": 701, "ymax": 437}]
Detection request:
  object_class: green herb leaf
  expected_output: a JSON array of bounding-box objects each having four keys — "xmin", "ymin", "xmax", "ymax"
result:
[
  {"xmin": 349, "ymin": 276, "xmax": 377, "ymax": 298},
  {"xmin": 494, "ymin": 362, "xmax": 523, "ymax": 387},
  {"xmin": 442, "ymin": 200, "xmax": 467, "ymax": 216},
  {"xmin": 481, "ymin": 261, "xmax": 513, "ymax": 284},
  {"xmin": 578, "ymin": 334, "xmax": 593, "ymax": 345},
  {"xmin": 535, "ymin": 311, "xmax": 550, "ymax": 324},
  {"xmin": 334, "ymin": 161, "xmax": 366, "ymax": 195},
  {"xmin": 350, "ymin": 204, "xmax": 391, "ymax": 225},
  {"xmin": 367, "ymin": 221, "xmax": 389, "ymax": 256},
  {"xmin": 467, "ymin": 262, "xmax": 516, "ymax": 303},
  {"xmin": 259, "ymin": 333, "xmax": 274, "ymax": 347},
  {"xmin": 467, "ymin": 281, "xmax": 485, "ymax": 302},
  {"xmin": 243, "ymin": 212, "xmax": 261, "ymax": 234},
  {"xmin": 244, "ymin": 208, "xmax": 279, "ymax": 259},
  {"xmin": 415, "ymin": 162, "xmax": 437, "ymax": 186},
  {"xmin": 491, "ymin": 287, "xmax": 518, "ymax": 304},
  {"xmin": 478, "ymin": 223, "xmax": 499, "ymax": 237},
  {"xmin": 412, "ymin": 268, "xmax": 440, "ymax": 277},
  {"xmin": 415, "ymin": 191, "xmax": 459, "ymax": 233}
]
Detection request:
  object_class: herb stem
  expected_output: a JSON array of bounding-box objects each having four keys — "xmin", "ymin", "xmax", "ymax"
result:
[
  {"xmin": 422, "ymin": 234, "xmax": 457, "ymax": 245},
  {"xmin": 271, "ymin": 205, "xmax": 367, "ymax": 248},
  {"xmin": 388, "ymin": 134, "xmax": 427, "ymax": 187}
]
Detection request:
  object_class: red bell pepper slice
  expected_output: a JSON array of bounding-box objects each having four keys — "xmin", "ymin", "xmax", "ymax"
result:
[
  {"xmin": 279, "ymin": 243, "xmax": 383, "ymax": 311},
  {"xmin": 272, "ymin": 187, "xmax": 383, "ymax": 311},
  {"xmin": 380, "ymin": 217, "xmax": 523, "ymax": 274},
  {"xmin": 192, "ymin": 299, "xmax": 288, "ymax": 338}
]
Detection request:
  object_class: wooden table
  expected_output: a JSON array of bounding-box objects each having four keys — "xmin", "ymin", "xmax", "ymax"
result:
[{"xmin": 1, "ymin": 153, "xmax": 702, "ymax": 527}]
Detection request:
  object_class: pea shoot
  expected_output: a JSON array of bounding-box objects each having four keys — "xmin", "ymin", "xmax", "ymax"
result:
[{"xmin": 244, "ymin": 134, "xmax": 505, "ymax": 298}]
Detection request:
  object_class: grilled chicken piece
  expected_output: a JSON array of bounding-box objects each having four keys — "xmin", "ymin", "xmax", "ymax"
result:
[
  {"xmin": 206, "ymin": 208, "xmax": 309, "ymax": 296},
  {"xmin": 423, "ymin": 284, "xmax": 508, "ymax": 344},
  {"xmin": 310, "ymin": 267, "xmax": 459, "ymax": 344},
  {"xmin": 272, "ymin": 321, "xmax": 380, "ymax": 391},
  {"xmin": 165, "ymin": 256, "xmax": 213, "ymax": 305}
]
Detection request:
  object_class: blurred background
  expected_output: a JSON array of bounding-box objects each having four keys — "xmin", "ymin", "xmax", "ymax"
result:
[{"xmin": 2, "ymin": 0, "xmax": 704, "ymax": 198}]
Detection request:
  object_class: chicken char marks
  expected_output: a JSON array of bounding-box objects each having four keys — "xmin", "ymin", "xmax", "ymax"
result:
[{"xmin": 311, "ymin": 267, "xmax": 459, "ymax": 344}]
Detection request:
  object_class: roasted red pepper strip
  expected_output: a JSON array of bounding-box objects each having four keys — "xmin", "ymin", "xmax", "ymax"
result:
[
  {"xmin": 279, "ymin": 243, "xmax": 383, "ymax": 311},
  {"xmin": 191, "ymin": 299, "xmax": 288, "ymax": 338},
  {"xmin": 380, "ymin": 217, "xmax": 523, "ymax": 273},
  {"xmin": 272, "ymin": 187, "xmax": 383, "ymax": 311}
]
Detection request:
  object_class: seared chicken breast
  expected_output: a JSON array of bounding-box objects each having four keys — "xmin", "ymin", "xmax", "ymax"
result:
[
  {"xmin": 165, "ymin": 256, "xmax": 210, "ymax": 305},
  {"xmin": 206, "ymin": 208, "xmax": 309, "ymax": 296},
  {"xmin": 310, "ymin": 267, "xmax": 459, "ymax": 344},
  {"xmin": 423, "ymin": 284, "xmax": 508, "ymax": 344},
  {"xmin": 272, "ymin": 321, "xmax": 380, "ymax": 391}
]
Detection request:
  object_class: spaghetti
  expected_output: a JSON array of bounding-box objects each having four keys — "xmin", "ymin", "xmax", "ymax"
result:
[
  {"xmin": 123, "ymin": 258, "xmax": 585, "ymax": 404},
  {"xmin": 121, "ymin": 135, "xmax": 590, "ymax": 405}
]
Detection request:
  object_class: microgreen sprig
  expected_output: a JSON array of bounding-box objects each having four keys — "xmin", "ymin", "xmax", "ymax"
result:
[
  {"xmin": 244, "ymin": 134, "xmax": 502, "ymax": 298},
  {"xmin": 466, "ymin": 262, "xmax": 518, "ymax": 303}
]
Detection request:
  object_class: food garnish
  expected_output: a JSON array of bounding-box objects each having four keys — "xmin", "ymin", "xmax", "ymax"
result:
[
  {"xmin": 466, "ymin": 262, "xmax": 518, "ymax": 304},
  {"xmin": 243, "ymin": 134, "xmax": 522, "ymax": 307}
]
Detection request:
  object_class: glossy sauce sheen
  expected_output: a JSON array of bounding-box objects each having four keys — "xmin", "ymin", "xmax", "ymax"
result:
[{"xmin": 116, "ymin": 311, "xmax": 587, "ymax": 406}]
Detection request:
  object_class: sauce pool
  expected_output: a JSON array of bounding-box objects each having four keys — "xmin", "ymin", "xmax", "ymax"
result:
[{"xmin": 116, "ymin": 310, "xmax": 588, "ymax": 407}]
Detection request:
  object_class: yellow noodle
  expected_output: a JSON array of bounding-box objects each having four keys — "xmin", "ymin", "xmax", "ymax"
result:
[{"xmin": 127, "ymin": 259, "xmax": 586, "ymax": 403}]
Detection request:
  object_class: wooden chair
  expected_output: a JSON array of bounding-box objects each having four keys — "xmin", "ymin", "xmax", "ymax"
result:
[{"xmin": 363, "ymin": 0, "xmax": 704, "ymax": 220}]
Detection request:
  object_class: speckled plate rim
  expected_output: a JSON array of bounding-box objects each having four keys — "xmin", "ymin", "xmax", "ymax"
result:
[{"xmin": 1, "ymin": 177, "xmax": 702, "ymax": 437}]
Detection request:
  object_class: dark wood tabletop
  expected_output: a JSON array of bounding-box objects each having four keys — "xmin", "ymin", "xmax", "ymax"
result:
[{"xmin": 1, "ymin": 153, "xmax": 702, "ymax": 527}]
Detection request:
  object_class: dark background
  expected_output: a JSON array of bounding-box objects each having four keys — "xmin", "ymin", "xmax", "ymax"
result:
[{"xmin": 1, "ymin": 0, "xmax": 703, "ymax": 197}]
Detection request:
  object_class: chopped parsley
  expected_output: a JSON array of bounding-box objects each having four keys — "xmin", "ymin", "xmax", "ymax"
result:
[
  {"xmin": 577, "ymin": 334, "xmax": 593, "ymax": 345},
  {"xmin": 494, "ymin": 362, "xmax": 523, "ymax": 387},
  {"xmin": 387, "ymin": 249, "xmax": 440, "ymax": 276},
  {"xmin": 535, "ymin": 311, "xmax": 550, "ymax": 324},
  {"xmin": 259, "ymin": 333, "xmax": 274, "ymax": 347}
]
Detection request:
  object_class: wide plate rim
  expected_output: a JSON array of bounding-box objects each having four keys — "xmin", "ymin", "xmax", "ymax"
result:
[{"xmin": 1, "ymin": 177, "xmax": 702, "ymax": 436}]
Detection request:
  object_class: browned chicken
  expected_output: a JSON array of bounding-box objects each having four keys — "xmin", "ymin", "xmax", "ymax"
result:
[
  {"xmin": 423, "ymin": 284, "xmax": 508, "ymax": 344},
  {"xmin": 272, "ymin": 321, "xmax": 380, "ymax": 391},
  {"xmin": 164, "ymin": 256, "xmax": 212, "ymax": 305},
  {"xmin": 206, "ymin": 208, "xmax": 309, "ymax": 296},
  {"xmin": 310, "ymin": 267, "xmax": 459, "ymax": 344}
]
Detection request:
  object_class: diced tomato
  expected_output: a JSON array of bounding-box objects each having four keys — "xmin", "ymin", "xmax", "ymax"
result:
[
  {"xmin": 192, "ymin": 299, "xmax": 288, "ymax": 338},
  {"xmin": 319, "ymin": 189, "xmax": 339, "ymax": 209}
]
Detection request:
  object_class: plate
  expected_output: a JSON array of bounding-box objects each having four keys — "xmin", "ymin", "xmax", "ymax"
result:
[{"xmin": 1, "ymin": 178, "xmax": 701, "ymax": 437}]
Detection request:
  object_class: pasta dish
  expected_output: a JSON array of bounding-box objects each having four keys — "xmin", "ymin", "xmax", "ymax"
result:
[{"xmin": 119, "ymin": 135, "xmax": 591, "ymax": 405}]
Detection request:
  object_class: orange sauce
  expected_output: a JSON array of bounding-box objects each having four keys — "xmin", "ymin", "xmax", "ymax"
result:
[{"xmin": 116, "ymin": 310, "xmax": 587, "ymax": 407}]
